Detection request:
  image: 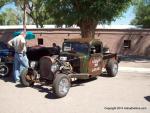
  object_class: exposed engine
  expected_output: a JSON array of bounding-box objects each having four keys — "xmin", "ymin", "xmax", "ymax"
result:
[{"xmin": 51, "ymin": 55, "xmax": 73, "ymax": 74}]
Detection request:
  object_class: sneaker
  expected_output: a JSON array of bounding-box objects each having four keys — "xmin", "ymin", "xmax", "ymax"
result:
[{"xmin": 15, "ymin": 80, "xmax": 20, "ymax": 85}]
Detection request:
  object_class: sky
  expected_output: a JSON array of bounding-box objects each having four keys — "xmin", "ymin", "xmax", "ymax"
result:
[
  {"xmin": 111, "ymin": 6, "xmax": 135, "ymax": 25},
  {"xmin": 0, "ymin": 3, "xmax": 135, "ymax": 25},
  {"xmin": 0, "ymin": 2, "xmax": 16, "ymax": 12}
]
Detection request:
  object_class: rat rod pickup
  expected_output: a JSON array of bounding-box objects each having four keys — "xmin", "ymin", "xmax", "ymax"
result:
[{"xmin": 20, "ymin": 38, "xmax": 119, "ymax": 98}]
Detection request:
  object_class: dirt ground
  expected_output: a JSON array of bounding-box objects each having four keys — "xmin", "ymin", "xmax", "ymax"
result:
[{"xmin": 0, "ymin": 60, "xmax": 150, "ymax": 113}]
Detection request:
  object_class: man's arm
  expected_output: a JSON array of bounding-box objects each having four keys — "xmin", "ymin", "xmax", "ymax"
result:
[{"xmin": 7, "ymin": 39, "xmax": 14, "ymax": 47}]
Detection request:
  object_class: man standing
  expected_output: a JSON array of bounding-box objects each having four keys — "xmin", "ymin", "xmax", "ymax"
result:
[
  {"xmin": 52, "ymin": 43, "xmax": 61, "ymax": 55},
  {"xmin": 8, "ymin": 31, "xmax": 29, "ymax": 83}
]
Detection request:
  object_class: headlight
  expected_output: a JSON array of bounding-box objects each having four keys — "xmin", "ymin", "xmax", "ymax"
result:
[
  {"xmin": 60, "ymin": 56, "xmax": 67, "ymax": 61},
  {"xmin": 30, "ymin": 61, "xmax": 37, "ymax": 68},
  {"xmin": 51, "ymin": 63, "xmax": 59, "ymax": 73}
]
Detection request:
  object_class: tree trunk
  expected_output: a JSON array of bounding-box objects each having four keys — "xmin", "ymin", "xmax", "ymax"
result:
[
  {"xmin": 78, "ymin": 19, "xmax": 97, "ymax": 38},
  {"xmin": 34, "ymin": 18, "xmax": 39, "ymax": 28}
]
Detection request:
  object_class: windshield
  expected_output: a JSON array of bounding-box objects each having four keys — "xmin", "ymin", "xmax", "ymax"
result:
[{"xmin": 63, "ymin": 42, "xmax": 89, "ymax": 54}]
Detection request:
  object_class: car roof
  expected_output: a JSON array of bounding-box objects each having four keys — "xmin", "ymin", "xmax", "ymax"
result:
[{"xmin": 64, "ymin": 38, "xmax": 102, "ymax": 45}]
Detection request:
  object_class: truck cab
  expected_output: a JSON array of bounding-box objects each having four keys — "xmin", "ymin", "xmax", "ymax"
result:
[{"xmin": 60, "ymin": 38, "xmax": 118, "ymax": 77}]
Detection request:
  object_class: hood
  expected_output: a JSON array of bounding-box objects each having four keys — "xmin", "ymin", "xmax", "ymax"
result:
[
  {"xmin": 60, "ymin": 52, "xmax": 84, "ymax": 73},
  {"xmin": 60, "ymin": 52, "xmax": 86, "ymax": 61}
]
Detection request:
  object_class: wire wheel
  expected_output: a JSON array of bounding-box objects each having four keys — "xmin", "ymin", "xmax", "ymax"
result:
[{"xmin": 0, "ymin": 64, "xmax": 9, "ymax": 77}]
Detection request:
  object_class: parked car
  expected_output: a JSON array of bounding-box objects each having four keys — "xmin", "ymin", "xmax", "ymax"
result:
[
  {"xmin": 0, "ymin": 42, "xmax": 14, "ymax": 77},
  {"xmin": 20, "ymin": 38, "xmax": 119, "ymax": 98},
  {"xmin": 0, "ymin": 43, "xmax": 58, "ymax": 77}
]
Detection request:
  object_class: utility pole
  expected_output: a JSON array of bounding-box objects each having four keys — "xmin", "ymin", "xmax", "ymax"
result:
[{"xmin": 23, "ymin": 0, "xmax": 27, "ymax": 33}]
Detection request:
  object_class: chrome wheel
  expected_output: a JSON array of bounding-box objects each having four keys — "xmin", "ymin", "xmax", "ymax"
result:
[
  {"xmin": 58, "ymin": 78, "xmax": 70, "ymax": 95},
  {"xmin": 0, "ymin": 65, "xmax": 9, "ymax": 77},
  {"xmin": 53, "ymin": 74, "xmax": 70, "ymax": 98},
  {"xmin": 106, "ymin": 60, "xmax": 118, "ymax": 77},
  {"xmin": 113, "ymin": 63, "xmax": 118, "ymax": 75}
]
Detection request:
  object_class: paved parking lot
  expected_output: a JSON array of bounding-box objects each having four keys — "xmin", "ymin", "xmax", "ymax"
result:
[{"xmin": 0, "ymin": 60, "xmax": 150, "ymax": 113}]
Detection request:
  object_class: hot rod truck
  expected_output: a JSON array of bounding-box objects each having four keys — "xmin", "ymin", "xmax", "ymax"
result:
[{"xmin": 20, "ymin": 38, "xmax": 119, "ymax": 98}]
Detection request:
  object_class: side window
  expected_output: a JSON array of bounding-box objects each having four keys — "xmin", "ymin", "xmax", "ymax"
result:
[
  {"xmin": 90, "ymin": 44, "xmax": 102, "ymax": 54},
  {"xmin": 91, "ymin": 46, "xmax": 96, "ymax": 54},
  {"xmin": 95, "ymin": 44, "xmax": 101, "ymax": 53}
]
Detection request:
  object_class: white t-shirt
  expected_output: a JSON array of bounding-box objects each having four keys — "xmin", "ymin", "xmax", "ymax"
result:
[{"xmin": 8, "ymin": 35, "xmax": 27, "ymax": 53}]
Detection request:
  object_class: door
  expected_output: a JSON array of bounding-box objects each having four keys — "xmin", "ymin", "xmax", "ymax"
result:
[{"xmin": 88, "ymin": 44, "xmax": 103, "ymax": 76}]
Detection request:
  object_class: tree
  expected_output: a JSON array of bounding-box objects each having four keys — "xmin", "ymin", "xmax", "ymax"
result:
[
  {"xmin": 0, "ymin": 0, "xmax": 10, "ymax": 8},
  {"xmin": 46, "ymin": 0, "xmax": 131, "ymax": 38},
  {"xmin": 14, "ymin": 0, "xmax": 54, "ymax": 28},
  {"xmin": 0, "ymin": 14, "xmax": 4, "ymax": 25},
  {"xmin": 0, "ymin": 8, "xmax": 21, "ymax": 25},
  {"xmin": 131, "ymin": 0, "xmax": 150, "ymax": 28},
  {"xmin": 0, "ymin": 0, "xmax": 18, "ymax": 25}
]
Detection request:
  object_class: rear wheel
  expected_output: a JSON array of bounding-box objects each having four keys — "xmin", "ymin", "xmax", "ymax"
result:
[
  {"xmin": 106, "ymin": 60, "xmax": 118, "ymax": 77},
  {"xmin": 20, "ymin": 68, "xmax": 37, "ymax": 87},
  {"xmin": 53, "ymin": 74, "xmax": 70, "ymax": 98}
]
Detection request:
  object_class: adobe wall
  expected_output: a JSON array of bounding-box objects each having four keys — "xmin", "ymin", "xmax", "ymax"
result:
[{"xmin": 0, "ymin": 28, "xmax": 150, "ymax": 56}]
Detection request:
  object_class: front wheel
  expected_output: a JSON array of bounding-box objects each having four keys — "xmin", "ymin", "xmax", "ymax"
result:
[
  {"xmin": 53, "ymin": 74, "xmax": 70, "ymax": 98},
  {"xmin": 20, "ymin": 68, "xmax": 37, "ymax": 87}
]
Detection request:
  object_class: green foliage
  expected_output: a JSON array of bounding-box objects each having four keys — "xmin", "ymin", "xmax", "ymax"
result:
[
  {"xmin": 0, "ymin": 0, "xmax": 10, "ymax": 8},
  {"xmin": 0, "ymin": 0, "xmax": 23, "ymax": 25},
  {"xmin": 46, "ymin": 0, "xmax": 131, "ymax": 38},
  {"xmin": 0, "ymin": 8, "xmax": 21, "ymax": 25},
  {"xmin": 1, "ymin": 0, "xmax": 132, "ymax": 38},
  {"xmin": 14, "ymin": 0, "xmax": 54, "ymax": 28},
  {"xmin": 0, "ymin": 0, "xmax": 14, "ymax": 25},
  {"xmin": 0, "ymin": 14, "xmax": 4, "ymax": 25},
  {"xmin": 131, "ymin": 0, "xmax": 150, "ymax": 28},
  {"xmin": 46, "ymin": 0, "xmax": 131, "ymax": 25}
]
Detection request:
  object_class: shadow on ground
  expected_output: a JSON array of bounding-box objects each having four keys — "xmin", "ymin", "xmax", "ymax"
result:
[
  {"xmin": 34, "ymin": 84, "xmax": 58, "ymax": 99},
  {"xmin": 71, "ymin": 77, "xmax": 97, "ymax": 87},
  {"xmin": 1, "ymin": 72, "xmax": 114, "ymax": 99},
  {"xmin": 144, "ymin": 96, "xmax": 150, "ymax": 102},
  {"xmin": 100, "ymin": 72, "xmax": 116, "ymax": 78},
  {"xmin": 0, "ymin": 74, "xmax": 14, "ymax": 83},
  {"xmin": 16, "ymin": 77, "xmax": 99, "ymax": 99}
]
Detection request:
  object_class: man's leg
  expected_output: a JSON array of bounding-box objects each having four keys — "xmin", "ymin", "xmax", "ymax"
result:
[
  {"xmin": 23, "ymin": 54, "xmax": 29, "ymax": 68},
  {"xmin": 14, "ymin": 53, "xmax": 20, "ymax": 82},
  {"xmin": 18, "ymin": 54, "xmax": 29, "ymax": 78},
  {"xmin": 18, "ymin": 54, "xmax": 29, "ymax": 68}
]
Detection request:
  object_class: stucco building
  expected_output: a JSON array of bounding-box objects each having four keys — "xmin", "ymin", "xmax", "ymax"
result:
[{"xmin": 0, "ymin": 28, "xmax": 150, "ymax": 56}]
